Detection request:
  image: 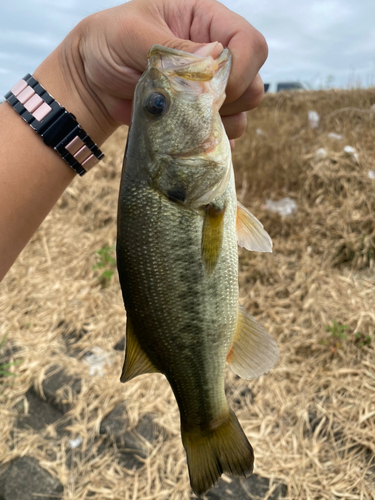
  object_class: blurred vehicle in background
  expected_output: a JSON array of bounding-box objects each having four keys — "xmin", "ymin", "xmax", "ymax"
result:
[{"xmin": 264, "ymin": 81, "xmax": 312, "ymax": 93}]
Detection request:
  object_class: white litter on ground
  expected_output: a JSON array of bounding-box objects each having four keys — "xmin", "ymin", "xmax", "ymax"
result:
[
  {"xmin": 368, "ymin": 170, "xmax": 375, "ymax": 180},
  {"xmin": 308, "ymin": 110, "xmax": 320, "ymax": 129},
  {"xmin": 256, "ymin": 128, "xmax": 266, "ymax": 136},
  {"xmin": 313, "ymin": 148, "xmax": 328, "ymax": 162},
  {"xmin": 84, "ymin": 346, "xmax": 114, "ymax": 377},
  {"xmin": 327, "ymin": 132, "xmax": 343, "ymax": 140},
  {"xmin": 344, "ymin": 145, "xmax": 359, "ymax": 163},
  {"xmin": 69, "ymin": 437, "xmax": 83, "ymax": 449},
  {"xmin": 265, "ymin": 197, "xmax": 298, "ymax": 217}
]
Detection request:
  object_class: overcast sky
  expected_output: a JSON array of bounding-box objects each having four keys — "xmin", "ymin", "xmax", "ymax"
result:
[{"xmin": 1, "ymin": 0, "xmax": 374, "ymax": 95}]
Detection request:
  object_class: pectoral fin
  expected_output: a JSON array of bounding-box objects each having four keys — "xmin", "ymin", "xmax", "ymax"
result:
[
  {"xmin": 201, "ymin": 204, "xmax": 225, "ymax": 275},
  {"xmin": 226, "ymin": 306, "xmax": 279, "ymax": 380},
  {"xmin": 120, "ymin": 317, "xmax": 159, "ymax": 383},
  {"xmin": 236, "ymin": 201, "xmax": 272, "ymax": 252}
]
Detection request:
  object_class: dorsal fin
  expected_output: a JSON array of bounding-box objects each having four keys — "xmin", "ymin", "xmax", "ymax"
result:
[
  {"xmin": 201, "ymin": 203, "xmax": 226, "ymax": 275},
  {"xmin": 236, "ymin": 201, "xmax": 272, "ymax": 253},
  {"xmin": 226, "ymin": 306, "xmax": 279, "ymax": 380},
  {"xmin": 120, "ymin": 317, "xmax": 159, "ymax": 383}
]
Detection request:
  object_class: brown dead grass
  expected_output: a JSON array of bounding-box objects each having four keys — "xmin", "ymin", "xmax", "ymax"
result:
[{"xmin": 1, "ymin": 88, "xmax": 375, "ymax": 499}]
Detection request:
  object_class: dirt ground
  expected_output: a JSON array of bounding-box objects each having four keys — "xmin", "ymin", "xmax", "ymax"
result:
[{"xmin": 0, "ymin": 88, "xmax": 374, "ymax": 499}]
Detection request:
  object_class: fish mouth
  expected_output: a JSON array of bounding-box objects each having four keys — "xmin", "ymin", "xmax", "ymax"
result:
[
  {"xmin": 147, "ymin": 45, "xmax": 231, "ymax": 105},
  {"xmin": 148, "ymin": 44, "xmax": 230, "ymax": 81}
]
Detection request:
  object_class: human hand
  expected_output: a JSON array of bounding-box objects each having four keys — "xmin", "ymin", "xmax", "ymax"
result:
[{"xmin": 37, "ymin": 0, "xmax": 267, "ymax": 144}]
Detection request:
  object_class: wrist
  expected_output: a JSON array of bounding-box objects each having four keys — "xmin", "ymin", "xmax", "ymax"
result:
[{"xmin": 33, "ymin": 21, "xmax": 118, "ymax": 147}]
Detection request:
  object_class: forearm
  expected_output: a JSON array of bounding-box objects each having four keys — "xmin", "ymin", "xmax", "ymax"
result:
[
  {"xmin": 0, "ymin": 26, "xmax": 117, "ymax": 282},
  {"xmin": 0, "ymin": 100, "xmax": 75, "ymax": 281},
  {"xmin": 0, "ymin": 0, "xmax": 268, "ymax": 283}
]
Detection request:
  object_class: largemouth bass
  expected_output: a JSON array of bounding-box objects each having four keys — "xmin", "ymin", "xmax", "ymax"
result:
[{"xmin": 117, "ymin": 45, "xmax": 279, "ymax": 497}]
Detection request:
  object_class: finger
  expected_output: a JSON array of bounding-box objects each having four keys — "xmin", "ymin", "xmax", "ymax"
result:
[
  {"xmin": 222, "ymin": 112, "xmax": 247, "ymax": 140},
  {"xmin": 220, "ymin": 73, "xmax": 264, "ymax": 116},
  {"xmin": 191, "ymin": 1, "xmax": 268, "ymax": 104},
  {"xmin": 111, "ymin": 1, "xmax": 223, "ymax": 73}
]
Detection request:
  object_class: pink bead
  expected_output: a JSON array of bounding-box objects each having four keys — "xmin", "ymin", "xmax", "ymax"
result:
[
  {"xmin": 81, "ymin": 154, "xmax": 98, "ymax": 171},
  {"xmin": 32, "ymin": 102, "xmax": 52, "ymax": 121},
  {"xmin": 17, "ymin": 86, "xmax": 35, "ymax": 104},
  {"xmin": 74, "ymin": 145, "xmax": 92, "ymax": 163},
  {"xmin": 24, "ymin": 94, "xmax": 44, "ymax": 113},
  {"xmin": 11, "ymin": 79, "xmax": 27, "ymax": 97},
  {"xmin": 66, "ymin": 136, "xmax": 85, "ymax": 155}
]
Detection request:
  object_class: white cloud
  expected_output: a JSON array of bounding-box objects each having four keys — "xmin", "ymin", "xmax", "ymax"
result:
[
  {"xmin": 0, "ymin": 0, "xmax": 374, "ymax": 92},
  {"xmin": 33, "ymin": 0, "xmax": 81, "ymax": 8},
  {"xmin": 0, "ymin": 52, "xmax": 12, "ymax": 61},
  {"xmin": 0, "ymin": 30, "xmax": 60, "ymax": 50},
  {"xmin": 221, "ymin": 0, "xmax": 375, "ymax": 87}
]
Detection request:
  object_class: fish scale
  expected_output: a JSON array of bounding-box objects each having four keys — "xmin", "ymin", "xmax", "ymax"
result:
[{"xmin": 118, "ymin": 173, "xmax": 238, "ymax": 427}]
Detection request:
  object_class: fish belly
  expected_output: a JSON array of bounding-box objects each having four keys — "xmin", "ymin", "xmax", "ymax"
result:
[{"xmin": 117, "ymin": 172, "xmax": 238, "ymax": 431}]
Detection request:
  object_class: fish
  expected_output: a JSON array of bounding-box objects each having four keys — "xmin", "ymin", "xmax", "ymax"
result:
[{"xmin": 116, "ymin": 44, "xmax": 279, "ymax": 497}]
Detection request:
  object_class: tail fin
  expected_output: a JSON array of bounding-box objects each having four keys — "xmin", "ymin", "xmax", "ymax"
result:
[{"xmin": 181, "ymin": 410, "xmax": 254, "ymax": 497}]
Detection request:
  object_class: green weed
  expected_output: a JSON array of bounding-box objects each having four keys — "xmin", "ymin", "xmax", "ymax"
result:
[
  {"xmin": 326, "ymin": 320, "xmax": 348, "ymax": 340},
  {"xmin": 321, "ymin": 321, "xmax": 372, "ymax": 351},
  {"xmin": 319, "ymin": 320, "xmax": 349, "ymax": 352},
  {"xmin": 0, "ymin": 335, "xmax": 20, "ymax": 381},
  {"xmin": 93, "ymin": 245, "xmax": 116, "ymax": 287},
  {"xmin": 354, "ymin": 331, "xmax": 372, "ymax": 347}
]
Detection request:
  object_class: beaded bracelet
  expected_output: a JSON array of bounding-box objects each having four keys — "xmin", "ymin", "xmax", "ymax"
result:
[{"xmin": 4, "ymin": 74, "xmax": 104, "ymax": 176}]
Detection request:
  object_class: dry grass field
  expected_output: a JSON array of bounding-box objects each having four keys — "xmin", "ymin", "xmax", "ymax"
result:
[{"xmin": 0, "ymin": 88, "xmax": 375, "ymax": 499}]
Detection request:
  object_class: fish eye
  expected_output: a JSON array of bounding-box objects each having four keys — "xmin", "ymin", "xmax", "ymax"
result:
[{"xmin": 144, "ymin": 92, "xmax": 169, "ymax": 119}]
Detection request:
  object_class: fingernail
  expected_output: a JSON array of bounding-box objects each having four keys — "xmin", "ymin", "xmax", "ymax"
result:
[{"xmin": 194, "ymin": 42, "xmax": 221, "ymax": 57}]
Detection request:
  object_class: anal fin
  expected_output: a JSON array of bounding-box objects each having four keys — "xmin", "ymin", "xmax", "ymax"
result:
[
  {"xmin": 201, "ymin": 203, "xmax": 225, "ymax": 275},
  {"xmin": 236, "ymin": 201, "xmax": 272, "ymax": 252},
  {"xmin": 120, "ymin": 316, "xmax": 159, "ymax": 383},
  {"xmin": 226, "ymin": 305, "xmax": 279, "ymax": 380}
]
